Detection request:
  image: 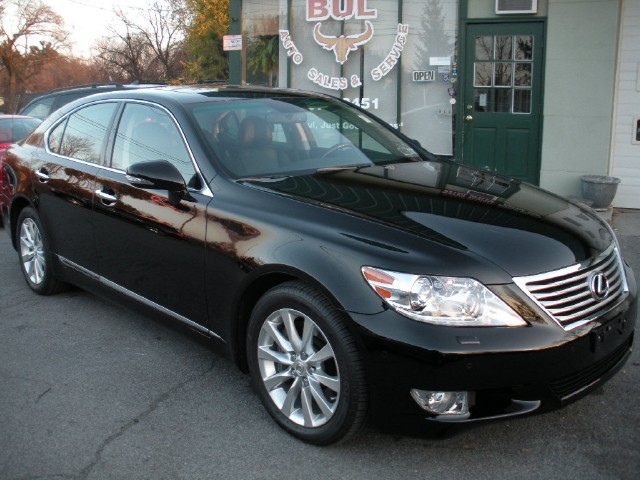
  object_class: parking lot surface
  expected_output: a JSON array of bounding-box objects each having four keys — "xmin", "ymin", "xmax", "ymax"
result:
[{"xmin": 1, "ymin": 210, "xmax": 639, "ymax": 480}]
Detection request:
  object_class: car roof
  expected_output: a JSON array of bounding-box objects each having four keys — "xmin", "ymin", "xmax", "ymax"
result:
[
  {"xmin": 18, "ymin": 83, "xmax": 164, "ymax": 119},
  {"xmin": 83, "ymin": 84, "xmax": 330, "ymax": 99},
  {"xmin": 58, "ymin": 84, "xmax": 338, "ymax": 110},
  {"xmin": 33, "ymin": 82, "xmax": 160, "ymax": 97},
  {"xmin": 0, "ymin": 114, "xmax": 40, "ymax": 120}
]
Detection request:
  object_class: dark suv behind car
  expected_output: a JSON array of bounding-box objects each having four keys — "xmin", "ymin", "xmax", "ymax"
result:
[{"xmin": 18, "ymin": 83, "xmax": 159, "ymax": 120}]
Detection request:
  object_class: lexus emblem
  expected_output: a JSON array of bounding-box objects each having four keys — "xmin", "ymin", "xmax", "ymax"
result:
[{"xmin": 589, "ymin": 272, "xmax": 610, "ymax": 301}]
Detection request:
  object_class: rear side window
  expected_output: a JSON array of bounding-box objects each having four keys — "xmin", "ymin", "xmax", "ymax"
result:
[
  {"xmin": 55, "ymin": 91, "xmax": 98, "ymax": 111},
  {"xmin": 47, "ymin": 103, "xmax": 118, "ymax": 164}
]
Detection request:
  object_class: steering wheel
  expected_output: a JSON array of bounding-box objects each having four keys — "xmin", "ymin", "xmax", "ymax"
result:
[{"xmin": 320, "ymin": 143, "xmax": 356, "ymax": 159}]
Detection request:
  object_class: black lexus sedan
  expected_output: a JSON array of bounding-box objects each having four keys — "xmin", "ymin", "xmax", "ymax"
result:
[{"xmin": 1, "ymin": 85, "xmax": 636, "ymax": 445}]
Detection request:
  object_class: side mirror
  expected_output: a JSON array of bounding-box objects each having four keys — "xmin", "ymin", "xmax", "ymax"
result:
[{"xmin": 126, "ymin": 160, "xmax": 187, "ymax": 205}]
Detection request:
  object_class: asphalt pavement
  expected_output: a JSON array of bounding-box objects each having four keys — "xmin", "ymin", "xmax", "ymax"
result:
[{"xmin": 0, "ymin": 209, "xmax": 639, "ymax": 480}]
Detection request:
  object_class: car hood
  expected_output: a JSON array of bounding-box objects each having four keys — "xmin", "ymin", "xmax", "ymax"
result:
[{"xmin": 244, "ymin": 160, "xmax": 613, "ymax": 278}]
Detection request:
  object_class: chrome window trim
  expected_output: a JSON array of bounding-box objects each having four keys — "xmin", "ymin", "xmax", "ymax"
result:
[
  {"xmin": 44, "ymin": 99, "xmax": 121, "ymax": 166},
  {"xmin": 43, "ymin": 98, "xmax": 213, "ymax": 198},
  {"xmin": 58, "ymin": 255, "xmax": 223, "ymax": 342}
]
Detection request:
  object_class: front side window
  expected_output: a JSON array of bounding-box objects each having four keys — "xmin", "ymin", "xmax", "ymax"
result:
[
  {"xmin": 111, "ymin": 103, "xmax": 196, "ymax": 184},
  {"xmin": 47, "ymin": 102, "xmax": 117, "ymax": 163}
]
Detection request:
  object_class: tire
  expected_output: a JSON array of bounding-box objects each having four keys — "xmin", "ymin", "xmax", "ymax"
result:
[
  {"xmin": 247, "ymin": 281, "xmax": 368, "ymax": 445},
  {"xmin": 16, "ymin": 207, "xmax": 65, "ymax": 295}
]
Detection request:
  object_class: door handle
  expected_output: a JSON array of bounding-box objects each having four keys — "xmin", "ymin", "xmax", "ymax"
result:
[
  {"xmin": 465, "ymin": 115, "xmax": 474, "ymax": 123},
  {"xmin": 35, "ymin": 169, "xmax": 50, "ymax": 183},
  {"xmin": 95, "ymin": 188, "xmax": 118, "ymax": 206}
]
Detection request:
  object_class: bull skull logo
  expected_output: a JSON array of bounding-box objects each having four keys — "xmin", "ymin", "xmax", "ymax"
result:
[{"xmin": 313, "ymin": 20, "xmax": 374, "ymax": 64}]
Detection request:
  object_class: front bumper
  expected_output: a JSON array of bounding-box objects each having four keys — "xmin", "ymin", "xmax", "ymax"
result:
[{"xmin": 348, "ymin": 274, "xmax": 637, "ymax": 433}]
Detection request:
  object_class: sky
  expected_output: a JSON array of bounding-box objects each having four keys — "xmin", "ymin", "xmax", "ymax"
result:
[{"xmin": 48, "ymin": 0, "xmax": 151, "ymax": 58}]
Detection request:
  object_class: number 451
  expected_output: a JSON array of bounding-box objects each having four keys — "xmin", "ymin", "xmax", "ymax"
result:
[{"xmin": 344, "ymin": 97, "xmax": 379, "ymax": 110}]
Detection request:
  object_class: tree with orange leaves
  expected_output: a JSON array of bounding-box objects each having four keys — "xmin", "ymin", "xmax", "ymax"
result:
[{"xmin": 183, "ymin": 0, "xmax": 230, "ymax": 82}]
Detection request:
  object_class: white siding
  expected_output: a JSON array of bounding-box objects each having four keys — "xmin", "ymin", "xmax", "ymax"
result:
[
  {"xmin": 611, "ymin": 0, "xmax": 640, "ymax": 208},
  {"xmin": 540, "ymin": 0, "xmax": 619, "ymax": 199}
]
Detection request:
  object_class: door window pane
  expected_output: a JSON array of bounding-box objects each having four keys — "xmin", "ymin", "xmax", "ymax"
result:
[
  {"xmin": 515, "ymin": 63, "xmax": 532, "ymax": 86},
  {"xmin": 495, "ymin": 89, "xmax": 512, "ymax": 113},
  {"xmin": 515, "ymin": 36, "xmax": 533, "ymax": 60},
  {"xmin": 495, "ymin": 36, "xmax": 513, "ymax": 60},
  {"xmin": 56, "ymin": 103, "xmax": 117, "ymax": 163},
  {"xmin": 475, "ymin": 36, "xmax": 493, "ymax": 60},
  {"xmin": 474, "ymin": 63, "xmax": 493, "ymax": 86},
  {"xmin": 474, "ymin": 88, "xmax": 492, "ymax": 112},
  {"xmin": 494, "ymin": 63, "xmax": 513, "ymax": 87},
  {"xmin": 514, "ymin": 89, "xmax": 532, "ymax": 113}
]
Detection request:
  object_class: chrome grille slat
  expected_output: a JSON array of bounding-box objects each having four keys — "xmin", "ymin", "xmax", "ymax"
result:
[
  {"xmin": 542, "ymin": 290, "xmax": 593, "ymax": 308},
  {"xmin": 514, "ymin": 245, "xmax": 629, "ymax": 330},
  {"xmin": 527, "ymin": 271, "xmax": 590, "ymax": 292},
  {"xmin": 554, "ymin": 294, "xmax": 618, "ymax": 322},
  {"xmin": 533, "ymin": 282, "xmax": 587, "ymax": 300}
]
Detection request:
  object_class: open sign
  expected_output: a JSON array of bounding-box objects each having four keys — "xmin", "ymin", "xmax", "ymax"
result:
[{"xmin": 413, "ymin": 70, "xmax": 435, "ymax": 82}]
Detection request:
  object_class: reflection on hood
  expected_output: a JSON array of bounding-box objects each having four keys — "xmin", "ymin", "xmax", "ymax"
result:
[{"xmin": 249, "ymin": 159, "xmax": 611, "ymax": 256}]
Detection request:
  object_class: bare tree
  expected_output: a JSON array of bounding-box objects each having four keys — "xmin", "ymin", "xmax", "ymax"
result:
[
  {"xmin": 0, "ymin": 0, "xmax": 68, "ymax": 111},
  {"xmin": 94, "ymin": 0, "xmax": 188, "ymax": 83},
  {"xmin": 137, "ymin": 0, "xmax": 189, "ymax": 80},
  {"xmin": 95, "ymin": 29, "xmax": 154, "ymax": 83}
]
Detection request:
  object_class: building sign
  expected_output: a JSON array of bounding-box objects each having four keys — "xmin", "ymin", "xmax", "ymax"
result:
[
  {"xmin": 313, "ymin": 21, "xmax": 374, "ymax": 65},
  {"xmin": 223, "ymin": 35, "xmax": 242, "ymax": 51},
  {"xmin": 429, "ymin": 56, "xmax": 451, "ymax": 66},
  {"xmin": 306, "ymin": 0, "xmax": 377, "ymax": 20},
  {"xmin": 279, "ymin": 0, "xmax": 410, "ymax": 91},
  {"xmin": 413, "ymin": 70, "xmax": 436, "ymax": 82},
  {"xmin": 371, "ymin": 24, "xmax": 409, "ymax": 81},
  {"xmin": 279, "ymin": 31, "xmax": 303, "ymax": 64}
]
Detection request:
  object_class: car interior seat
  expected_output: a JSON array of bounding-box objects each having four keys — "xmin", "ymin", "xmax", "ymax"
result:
[{"xmin": 235, "ymin": 116, "xmax": 287, "ymax": 176}]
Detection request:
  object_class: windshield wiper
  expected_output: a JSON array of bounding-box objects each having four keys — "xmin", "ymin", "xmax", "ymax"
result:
[
  {"xmin": 237, "ymin": 174, "xmax": 290, "ymax": 181},
  {"xmin": 315, "ymin": 163, "xmax": 371, "ymax": 174}
]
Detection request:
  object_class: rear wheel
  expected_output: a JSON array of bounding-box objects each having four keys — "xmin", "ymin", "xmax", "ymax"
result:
[
  {"xmin": 16, "ymin": 207, "xmax": 65, "ymax": 295},
  {"xmin": 247, "ymin": 281, "xmax": 368, "ymax": 445}
]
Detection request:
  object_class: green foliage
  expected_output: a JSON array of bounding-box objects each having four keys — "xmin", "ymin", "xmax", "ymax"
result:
[
  {"xmin": 183, "ymin": 29, "xmax": 228, "ymax": 82},
  {"xmin": 183, "ymin": 0, "xmax": 230, "ymax": 82},
  {"xmin": 246, "ymin": 35, "xmax": 278, "ymax": 86}
]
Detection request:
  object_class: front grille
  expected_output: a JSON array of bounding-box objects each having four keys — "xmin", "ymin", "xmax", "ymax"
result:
[
  {"xmin": 549, "ymin": 337, "xmax": 631, "ymax": 400},
  {"xmin": 514, "ymin": 245, "xmax": 629, "ymax": 330}
]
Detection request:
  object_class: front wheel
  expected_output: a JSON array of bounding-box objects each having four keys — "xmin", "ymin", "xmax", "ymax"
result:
[
  {"xmin": 16, "ymin": 207, "xmax": 65, "ymax": 295},
  {"xmin": 247, "ymin": 282, "xmax": 368, "ymax": 445}
]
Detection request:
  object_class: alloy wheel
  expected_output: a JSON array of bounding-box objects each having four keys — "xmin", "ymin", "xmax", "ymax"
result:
[
  {"xmin": 19, "ymin": 218, "xmax": 46, "ymax": 286},
  {"xmin": 256, "ymin": 308, "xmax": 341, "ymax": 428}
]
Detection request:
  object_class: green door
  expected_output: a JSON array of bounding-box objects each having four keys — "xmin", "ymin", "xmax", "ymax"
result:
[{"xmin": 462, "ymin": 22, "xmax": 544, "ymax": 184}]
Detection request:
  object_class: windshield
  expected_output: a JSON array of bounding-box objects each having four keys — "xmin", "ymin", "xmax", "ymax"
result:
[{"xmin": 189, "ymin": 95, "xmax": 425, "ymax": 178}]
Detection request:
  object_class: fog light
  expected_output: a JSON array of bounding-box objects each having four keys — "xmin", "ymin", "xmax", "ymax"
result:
[{"xmin": 410, "ymin": 389, "xmax": 470, "ymax": 417}]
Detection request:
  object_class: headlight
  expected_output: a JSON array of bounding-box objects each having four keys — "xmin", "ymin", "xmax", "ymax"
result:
[{"xmin": 362, "ymin": 266, "xmax": 526, "ymax": 327}]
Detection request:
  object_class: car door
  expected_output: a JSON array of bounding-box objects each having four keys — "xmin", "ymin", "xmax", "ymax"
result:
[
  {"xmin": 92, "ymin": 101, "xmax": 211, "ymax": 327},
  {"xmin": 32, "ymin": 102, "xmax": 119, "ymax": 272}
]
